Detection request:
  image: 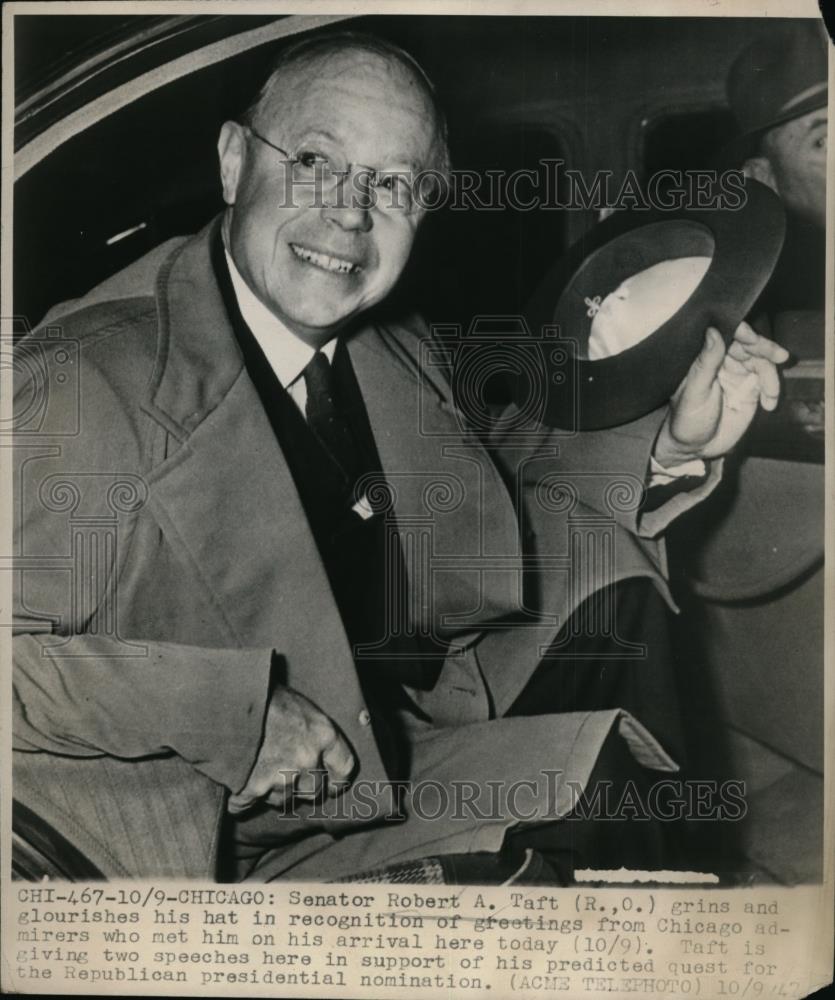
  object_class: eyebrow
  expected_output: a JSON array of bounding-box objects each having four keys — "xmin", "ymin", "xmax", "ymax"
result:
[
  {"xmin": 297, "ymin": 128, "xmax": 341, "ymax": 145},
  {"xmin": 806, "ymin": 117, "xmax": 827, "ymax": 132}
]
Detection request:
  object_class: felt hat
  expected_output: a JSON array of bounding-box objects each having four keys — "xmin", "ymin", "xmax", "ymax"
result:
[
  {"xmin": 721, "ymin": 20, "xmax": 829, "ymax": 166},
  {"xmin": 521, "ymin": 178, "xmax": 786, "ymax": 431}
]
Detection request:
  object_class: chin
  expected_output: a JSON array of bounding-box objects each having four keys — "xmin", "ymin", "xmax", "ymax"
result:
[
  {"xmin": 286, "ymin": 291, "xmax": 381, "ymax": 333},
  {"xmin": 283, "ymin": 305, "xmax": 356, "ymax": 337}
]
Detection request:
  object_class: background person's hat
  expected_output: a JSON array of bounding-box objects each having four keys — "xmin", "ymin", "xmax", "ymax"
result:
[
  {"xmin": 721, "ymin": 20, "xmax": 829, "ymax": 165},
  {"xmin": 521, "ymin": 178, "xmax": 786, "ymax": 431}
]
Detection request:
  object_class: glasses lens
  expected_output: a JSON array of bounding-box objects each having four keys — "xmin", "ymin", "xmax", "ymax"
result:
[
  {"xmin": 284, "ymin": 146, "xmax": 419, "ymax": 215},
  {"xmin": 376, "ymin": 172, "xmax": 415, "ymax": 214},
  {"xmin": 293, "ymin": 149, "xmax": 340, "ymax": 185}
]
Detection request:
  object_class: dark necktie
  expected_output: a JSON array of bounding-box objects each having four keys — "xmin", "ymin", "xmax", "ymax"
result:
[
  {"xmin": 303, "ymin": 349, "xmax": 415, "ymax": 778},
  {"xmin": 302, "ymin": 350, "xmax": 359, "ymax": 484}
]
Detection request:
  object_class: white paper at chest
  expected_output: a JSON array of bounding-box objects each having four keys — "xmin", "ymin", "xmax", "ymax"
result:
[{"xmin": 352, "ymin": 494, "xmax": 376, "ymax": 520}]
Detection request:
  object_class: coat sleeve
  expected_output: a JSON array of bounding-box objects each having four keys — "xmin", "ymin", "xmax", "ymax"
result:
[
  {"xmin": 13, "ymin": 636, "xmax": 272, "ymax": 794},
  {"xmin": 490, "ymin": 403, "xmax": 721, "ymax": 541},
  {"xmin": 12, "ymin": 323, "xmax": 270, "ymax": 795}
]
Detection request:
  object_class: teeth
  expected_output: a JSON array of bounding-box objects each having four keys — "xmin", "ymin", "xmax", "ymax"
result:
[{"xmin": 290, "ymin": 243, "xmax": 358, "ymax": 274}]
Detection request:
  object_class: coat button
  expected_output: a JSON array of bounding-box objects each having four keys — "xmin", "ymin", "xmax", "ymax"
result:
[{"xmin": 358, "ymin": 708, "xmax": 371, "ymax": 727}]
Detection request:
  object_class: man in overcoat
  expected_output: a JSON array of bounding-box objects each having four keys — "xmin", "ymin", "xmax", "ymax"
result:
[{"xmin": 12, "ymin": 31, "xmax": 788, "ymax": 881}]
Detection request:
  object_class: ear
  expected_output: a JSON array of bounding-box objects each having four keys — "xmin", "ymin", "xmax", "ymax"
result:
[
  {"xmin": 218, "ymin": 121, "xmax": 247, "ymax": 205},
  {"xmin": 742, "ymin": 156, "xmax": 778, "ymax": 193}
]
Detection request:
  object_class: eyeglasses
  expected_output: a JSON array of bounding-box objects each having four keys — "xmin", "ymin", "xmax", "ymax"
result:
[{"xmin": 242, "ymin": 124, "xmax": 423, "ymax": 216}]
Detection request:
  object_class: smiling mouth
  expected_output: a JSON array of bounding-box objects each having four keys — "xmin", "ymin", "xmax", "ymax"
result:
[{"xmin": 290, "ymin": 243, "xmax": 361, "ymax": 275}]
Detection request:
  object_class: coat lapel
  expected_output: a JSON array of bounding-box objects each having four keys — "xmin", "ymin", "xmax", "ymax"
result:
[{"xmin": 346, "ymin": 324, "xmax": 524, "ymax": 643}]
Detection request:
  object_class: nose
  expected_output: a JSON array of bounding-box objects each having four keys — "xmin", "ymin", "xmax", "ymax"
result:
[{"xmin": 321, "ymin": 169, "xmax": 373, "ymax": 234}]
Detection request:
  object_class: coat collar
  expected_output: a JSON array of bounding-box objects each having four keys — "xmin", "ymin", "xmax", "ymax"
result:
[{"xmin": 144, "ymin": 216, "xmax": 244, "ymax": 439}]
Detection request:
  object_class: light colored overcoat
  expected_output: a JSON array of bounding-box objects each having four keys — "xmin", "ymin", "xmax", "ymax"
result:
[{"xmin": 12, "ymin": 219, "xmax": 716, "ymax": 879}]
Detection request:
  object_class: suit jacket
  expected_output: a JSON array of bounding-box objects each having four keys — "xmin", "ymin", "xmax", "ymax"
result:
[{"xmin": 12, "ymin": 217, "xmax": 719, "ymax": 879}]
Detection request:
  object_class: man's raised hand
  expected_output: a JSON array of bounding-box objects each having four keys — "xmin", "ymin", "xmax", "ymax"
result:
[
  {"xmin": 227, "ymin": 686, "xmax": 356, "ymax": 814},
  {"xmin": 654, "ymin": 321, "xmax": 790, "ymax": 466}
]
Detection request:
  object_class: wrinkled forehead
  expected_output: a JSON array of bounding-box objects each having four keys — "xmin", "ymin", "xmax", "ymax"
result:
[{"xmin": 254, "ymin": 47, "xmax": 440, "ymax": 167}]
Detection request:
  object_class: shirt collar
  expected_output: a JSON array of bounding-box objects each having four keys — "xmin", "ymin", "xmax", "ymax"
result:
[{"xmin": 224, "ymin": 247, "xmax": 336, "ymax": 388}]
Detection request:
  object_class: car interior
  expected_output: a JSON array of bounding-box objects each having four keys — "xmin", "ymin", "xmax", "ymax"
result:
[{"xmin": 12, "ymin": 13, "xmax": 825, "ymax": 884}]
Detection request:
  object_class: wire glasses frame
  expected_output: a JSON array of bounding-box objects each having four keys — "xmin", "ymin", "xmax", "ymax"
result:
[{"xmin": 241, "ymin": 124, "xmax": 421, "ymax": 215}]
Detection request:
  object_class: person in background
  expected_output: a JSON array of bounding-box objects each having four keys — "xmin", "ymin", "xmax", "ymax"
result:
[
  {"xmin": 665, "ymin": 19, "xmax": 828, "ymax": 882},
  {"xmin": 726, "ymin": 20, "xmax": 827, "ymax": 341}
]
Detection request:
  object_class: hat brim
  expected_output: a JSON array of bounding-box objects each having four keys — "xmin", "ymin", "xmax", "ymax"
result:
[
  {"xmin": 714, "ymin": 87, "xmax": 829, "ymax": 168},
  {"xmin": 522, "ymin": 178, "xmax": 786, "ymax": 431}
]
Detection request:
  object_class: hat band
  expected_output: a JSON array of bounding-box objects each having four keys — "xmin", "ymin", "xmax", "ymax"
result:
[{"xmin": 779, "ymin": 80, "xmax": 827, "ymax": 113}]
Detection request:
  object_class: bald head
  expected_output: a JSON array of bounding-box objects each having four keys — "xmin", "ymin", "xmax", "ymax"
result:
[{"xmin": 242, "ymin": 31, "xmax": 450, "ymax": 176}]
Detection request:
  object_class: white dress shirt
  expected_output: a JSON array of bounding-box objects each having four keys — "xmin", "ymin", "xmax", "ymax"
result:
[
  {"xmin": 225, "ymin": 248, "xmax": 336, "ymax": 415},
  {"xmin": 225, "ymin": 248, "xmax": 379, "ymax": 520}
]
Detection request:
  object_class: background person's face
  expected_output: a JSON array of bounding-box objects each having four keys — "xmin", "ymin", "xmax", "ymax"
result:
[
  {"xmin": 763, "ymin": 109, "xmax": 828, "ymax": 228},
  {"xmin": 219, "ymin": 50, "xmax": 438, "ymax": 344}
]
